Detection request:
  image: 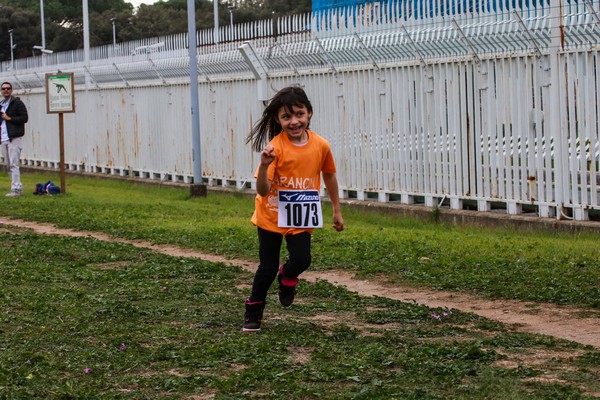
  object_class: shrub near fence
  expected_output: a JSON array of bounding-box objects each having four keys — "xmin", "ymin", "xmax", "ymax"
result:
[{"xmin": 0, "ymin": 1, "xmax": 599, "ymax": 221}]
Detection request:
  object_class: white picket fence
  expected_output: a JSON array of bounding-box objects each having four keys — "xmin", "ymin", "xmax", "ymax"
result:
[{"xmin": 1, "ymin": 0, "xmax": 599, "ymax": 220}]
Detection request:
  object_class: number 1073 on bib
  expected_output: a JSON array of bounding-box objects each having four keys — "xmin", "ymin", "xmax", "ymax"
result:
[{"xmin": 277, "ymin": 190, "xmax": 323, "ymax": 228}]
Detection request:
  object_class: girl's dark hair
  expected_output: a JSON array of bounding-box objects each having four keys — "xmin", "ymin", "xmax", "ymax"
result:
[{"xmin": 246, "ymin": 86, "xmax": 313, "ymax": 152}]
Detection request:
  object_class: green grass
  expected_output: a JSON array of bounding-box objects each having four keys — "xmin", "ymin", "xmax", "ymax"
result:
[
  {"xmin": 1, "ymin": 172, "xmax": 599, "ymax": 308},
  {"xmin": 1, "ymin": 225, "xmax": 599, "ymax": 399},
  {"xmin": 1, "ymin": 173, "xmax": 599, "ymax": 398}
]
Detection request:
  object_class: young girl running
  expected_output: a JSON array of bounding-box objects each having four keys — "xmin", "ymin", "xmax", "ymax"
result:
[{"xmin": 243, "ymin": 86, "xmax": 345, "ymax": 332}]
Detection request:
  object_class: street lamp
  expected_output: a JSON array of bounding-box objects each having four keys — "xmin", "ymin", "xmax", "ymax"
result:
[
  {"xmin": 35, "ymin": 0, "xmax": 53, "ymax": 64},
  {"xmin": 213, "ymin": 0, "xmax": 219, "ymax": 43},
  {"xmin": 227, "ymin": 4, "xmax": 236, "ymax": 38},
  {"xmin": 8, "ymin": 29, "xmax": 15, "ymax": 70},
  {"xmin": 40, "ymin": 0, "xmax": 46, "ymax": 49},
  {"xmin": 32, "ymin": 45, "xmax": 53, "ymax": 67},
  {"xmin": 110, "ymin": 17, "xmax": 117, "ymax": 52},
  {"xmin": 33, "ymin": 45, "xmax": 53, "ymax": 54}
]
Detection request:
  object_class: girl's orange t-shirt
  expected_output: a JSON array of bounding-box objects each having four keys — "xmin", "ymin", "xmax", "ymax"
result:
[{"xmin": 251, "ymin": 130, "xmax": 337, "ymax": 236}]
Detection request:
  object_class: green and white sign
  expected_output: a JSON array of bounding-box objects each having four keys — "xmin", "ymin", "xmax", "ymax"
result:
[{"xmin": 46, "ymin": 73, "xmax": 75, "ymax": 113}]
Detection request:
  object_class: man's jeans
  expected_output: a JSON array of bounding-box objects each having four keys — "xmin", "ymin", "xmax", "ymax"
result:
[{"xmin": 1, "ymin": 137, "xmax": 23, "ymax": 192}]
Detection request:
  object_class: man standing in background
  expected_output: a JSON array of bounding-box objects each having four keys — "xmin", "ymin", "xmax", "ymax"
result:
[{"xmin": 1, "ymin": 82, "xmax": 29, "ymax": 197}]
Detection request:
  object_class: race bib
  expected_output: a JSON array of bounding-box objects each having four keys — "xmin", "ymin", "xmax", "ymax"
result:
[{"xmin": 277, "ymin": 190, "xmax": 323, "ymax": 228}]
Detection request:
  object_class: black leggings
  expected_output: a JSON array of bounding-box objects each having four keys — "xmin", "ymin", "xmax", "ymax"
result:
[{"xmin": 249, "ymin": 227, "xmax": 312, "ymax": 302}]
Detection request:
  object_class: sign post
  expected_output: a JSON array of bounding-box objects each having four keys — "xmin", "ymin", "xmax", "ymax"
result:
[{"xmin": 45, "ymin": 73, "xmax": 75, "ymax": 194}]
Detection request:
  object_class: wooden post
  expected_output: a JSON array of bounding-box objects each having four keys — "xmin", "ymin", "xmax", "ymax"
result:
[
  {"xmin": 58, "ymin": 112, "xmax": 66, "ymax": 194},
  {"xmin": 45, "ymin": 72, "xmax": 74, "ymax": 194}
]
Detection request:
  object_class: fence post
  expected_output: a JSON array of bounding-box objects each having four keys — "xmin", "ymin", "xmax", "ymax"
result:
[
  {"xmin": 238, "ymin": 42, "xmax": 269, "ymax": 102},
  {"xmin": 548, "ymin": 0, "xmax": 570, "ymax": 219}
]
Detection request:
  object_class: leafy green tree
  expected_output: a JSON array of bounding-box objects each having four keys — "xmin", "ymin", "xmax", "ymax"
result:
[
  {"xmin": 0, "ymin": 0, "xmax": 313, "ymax": 62},
  {"xmin": 0, "ymin": 6, "xmax": 41, "ymax": 62}
]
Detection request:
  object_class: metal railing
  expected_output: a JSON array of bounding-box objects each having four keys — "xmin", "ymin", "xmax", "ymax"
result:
[{"xmin": 0, "ymin": 0, "xmax": 599, "ymax": 220}]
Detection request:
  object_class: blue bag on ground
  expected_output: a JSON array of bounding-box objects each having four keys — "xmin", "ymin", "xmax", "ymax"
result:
[{"xmin": 34, "ymin": 181, "xmax": 61, "ymax": 195}]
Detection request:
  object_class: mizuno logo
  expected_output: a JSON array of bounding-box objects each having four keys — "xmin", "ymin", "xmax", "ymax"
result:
[{"xmin": 279, "ymin": 190, "xmax": 320, "ymax": 202}]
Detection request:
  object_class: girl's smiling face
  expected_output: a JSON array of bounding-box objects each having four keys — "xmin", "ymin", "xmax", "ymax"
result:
[{"xmin": 276, "ymin": 104, "xmax": 312, "ymax": 144}]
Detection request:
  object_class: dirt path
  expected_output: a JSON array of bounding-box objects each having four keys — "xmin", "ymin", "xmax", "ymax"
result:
[{"xmin": 2, "ymin": 216, "xmax": 599, "ymax": 349}]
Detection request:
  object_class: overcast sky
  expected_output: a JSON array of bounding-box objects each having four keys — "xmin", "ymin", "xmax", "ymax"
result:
[{"xmin": 129, "ymin": 0, "xmax": 159, "ymax": 8}]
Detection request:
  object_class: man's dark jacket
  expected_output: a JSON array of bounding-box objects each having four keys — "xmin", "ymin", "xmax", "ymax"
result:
[{"xmin": 2, "ymin": 96, "xmax": 28, "ymax": 140}]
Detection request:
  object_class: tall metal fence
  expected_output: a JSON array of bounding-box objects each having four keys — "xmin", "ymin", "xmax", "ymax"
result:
[{"xmin": 1, "ymin": 0, "xmax": 599, "ymax": 221}]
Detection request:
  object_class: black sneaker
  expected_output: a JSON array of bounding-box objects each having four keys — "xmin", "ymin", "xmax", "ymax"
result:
[
  {"xmin": 277, "ymin": 264, "xmax": 298, "ymax": 307},
  {"xmin": 242, "ymin": 300, "xmax": 265, "ymax": 332}
]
